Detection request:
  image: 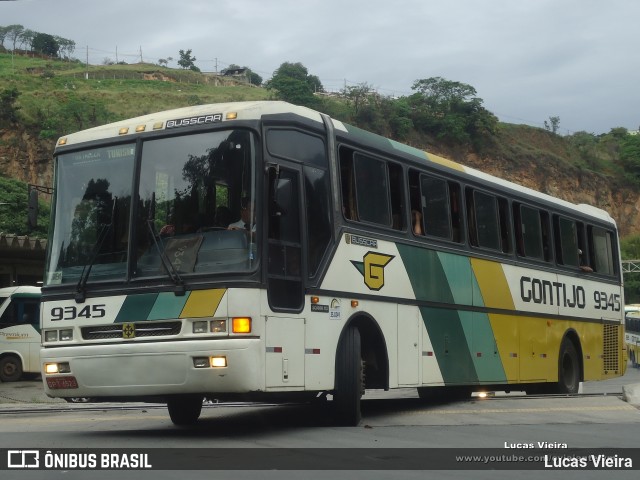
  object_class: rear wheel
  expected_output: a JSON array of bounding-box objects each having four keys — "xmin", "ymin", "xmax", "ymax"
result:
[
  {"xmin": 167, "ymin": 395, "xmax": 203, "ymax": 426},
  {"xmin": 557, "ymin": 338, "xmax": 580, "ymax": 394},
  {"xmin": 333, "ymin": 325, "xmax": 364, "ymax": 426},
  {"xmin": 0, "ymin": 355, "xmax": 23, "ymax": 382}
]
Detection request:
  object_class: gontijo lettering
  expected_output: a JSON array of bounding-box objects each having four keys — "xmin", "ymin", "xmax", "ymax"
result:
[{"xmin": 520, "ymin": 276, "xmax": 621, "ymax": 311}]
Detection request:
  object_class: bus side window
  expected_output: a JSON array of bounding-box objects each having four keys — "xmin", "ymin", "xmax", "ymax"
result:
[
  {"xmin": 420, "ymin": 174, "xmax": 451, "ymax": 240},
  {"xmin": 449, "ymin": 182, "xmax": 463, "ymax": 243},
  {"xmin": 0, "ymin": 302, "xmax": 15, "ymax": 325},
  {"xmin": 408, "ymin": 170, "xmax": 424, "ymax": 236},
  {"xmin": 20, "ymin": 301, "xmax": 39, "ymax": 325},
  {"xmin": 588, "ymin": 226, "xmax": 616, "ymax": 276},
  {"xmin": 388, "ymin": 162, "xmax": 405, "ymax": 231},
  {"xmin": 514, "ymin": 203, "xmax": 548, "ymax": 261},
  {"xmin": 554, "ymin": 216, "xmax": 585, "ymax": 268},
  {"xmin": 339, "ymin": 149, "xmax": 357, "ymax": 221},
  {"xmin": 466, "ymin": 188, "xmax": 512, "ymax": 253}
]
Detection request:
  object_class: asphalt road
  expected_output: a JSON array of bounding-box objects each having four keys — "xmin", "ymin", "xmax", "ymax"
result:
[{"xmin": 0, "ymin": 364, "xmax": 638, "ymax": 479}]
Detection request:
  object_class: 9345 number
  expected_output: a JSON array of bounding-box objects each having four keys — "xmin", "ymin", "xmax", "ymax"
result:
[
  {"xmin": 593, "ymin": 291, "xmax": 621, "ymax": 311},
  {"xmin": 51, "ymin": 304, "xmax": 106, "ymax": 321}
]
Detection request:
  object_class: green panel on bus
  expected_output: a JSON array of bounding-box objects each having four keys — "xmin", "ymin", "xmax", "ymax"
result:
[
  {"xmin": 419, "ymin": 306, "xmax": 478, "ymax": 384},
  {"xmin": 437, "ymin": 251, "xmax": 473, "ymax": 306},
  {"xmin": 396, "ymin": 245, "xmax": 455, "ymax": 304},
  {"xmin": 115, "ymin": 293, "xmax": 158, "ymax": 323},
  {"xmin": 148, "ymin": 292, "xmax": 189, "ymax": 320},
  {"xmin": 471, "ymin": 312, "xmax": 507, "ymax": 382}
]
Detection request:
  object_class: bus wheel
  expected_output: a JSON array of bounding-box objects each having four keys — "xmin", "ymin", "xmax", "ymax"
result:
[
  {"xmin": 0, "ymin": 355, "xmax": 23, "ymax": 382},
  {"xmin": 557, "ymin": 338, "xmax": 580, "ymax": 394},
  {"xmin": 333, "ymin": 325, "xmax": 364, "ymax": 426},
  {"xmin": 167, "ymin": 395, "xmax": 203, "ymax": 426}
]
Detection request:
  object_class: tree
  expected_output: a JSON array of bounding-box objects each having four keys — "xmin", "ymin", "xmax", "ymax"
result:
[
  {"xmin": 0, "ymin": 26, "xmax": 8, "ymax": 49},
  {"xmin": 5, "ymin": 24, "xmax": 24, "ymax": 51},
  {"xmin": 177, "ymin": 49, "xmax": 199, "ymax": 71},
  {"xmin": 33, "ymin": 33, "xmax": 59, "ymax": 57},
  {"xmin": 265, "ymin": 62, "xmax": 323, "ymax": 107},
  {"xmin": 54, "ymin": 36, "xmax": 76, "ymax": 59},
  {"xmin": 544, "ymin": 116, "xmax": 561, "ymax": 134},
  {"xmin": 0, "ymin": 86, "xmax": 21, "ymax": 126},
  {"xmin": 0, "ymin": 177, "xmax": 49, "ymax": 237},
  {"xmin": 620, "ymin": 134, "xmax": 640, "ymax": 181},
  {"xmin": 408, "ymin": 76, "xmax": 497, "ymax": 148},
  {"xmin": 248, "ymin": 70, "xmax": 262, "ymax": 86},
  {"xmin": 19, "ymin": 29, "xmax": 36, "ymax": 51},
  {"xmin": 342, "ymin": 82, "xmax": 375, "ymax": 115}
]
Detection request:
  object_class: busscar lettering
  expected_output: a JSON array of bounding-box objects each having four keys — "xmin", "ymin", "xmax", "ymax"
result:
[
  {"xmin": 166, "ymin": 113, "xmax": 223, "ymax": 129},
  {"xmin": 519, "ymin": 276, "xmax": 621, "ymax": 311}
]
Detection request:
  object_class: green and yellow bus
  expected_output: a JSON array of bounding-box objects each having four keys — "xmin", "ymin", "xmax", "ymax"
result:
[{"xmin": 40, "ymin": 101, "xmax": 625, "ymax": 425}]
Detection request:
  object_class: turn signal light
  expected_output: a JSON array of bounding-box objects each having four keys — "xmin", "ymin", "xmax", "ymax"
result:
[{"xmin": 232, "ymin": 317, "xmax": 251, "ymax": 333}]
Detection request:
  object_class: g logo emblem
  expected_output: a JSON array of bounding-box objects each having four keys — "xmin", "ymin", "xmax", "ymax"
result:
[{"xmin": 351, "ymin": 252, "xmax": 395, "ymax": 291}]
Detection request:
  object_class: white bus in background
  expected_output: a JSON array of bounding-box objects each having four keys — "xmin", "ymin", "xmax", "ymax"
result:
[
  {"xmin": 625, "ymin": 305, "xmax": 640, "ymax": 368},
  {"xmin": 0, "ymin": 286, "xmax": 41, "ymax": 382}
]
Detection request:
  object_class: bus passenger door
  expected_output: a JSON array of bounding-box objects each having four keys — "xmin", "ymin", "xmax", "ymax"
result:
[{"xmin": 265, "ymin": 166, "xmax": 306, "ymax": 388}]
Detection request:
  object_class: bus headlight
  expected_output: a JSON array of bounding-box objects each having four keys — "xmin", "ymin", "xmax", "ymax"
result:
[
  {"xmin": 44, "ymin": 362, "xmax": 71, "ymax": 374},
  {"xmin": 44, "ymin": 330, "xmax": 58, "ymax": 342},
  {"xmin": 210, "ymin": 319, "xmax": 226, "ymax": 333},
  {"xmin": 210, "ymin": 356, "xmax": 227, "ymax": 368},
  {"xmin": 193, "ymin": 321, "xmax": 208, "ymax": 334},
  {"xmin": 59, "ymin": 329, "xmax": 73, "ymax": 341}
]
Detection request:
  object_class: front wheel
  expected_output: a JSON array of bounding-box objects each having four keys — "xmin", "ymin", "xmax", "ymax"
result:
[
  {"xmin": 167, "ymin": 395, "xmax": 203, "ymax": 426},
  {"xmin": 333, "ymin": 325, "xmax": 364, "ymax": 426},
  {"xmin": 0, "ymin": 355, "xmax": 23, "ymax": 382},
  {"xmin": 557, "ymin": 338, "xmax": 580, "ymax": 394}
]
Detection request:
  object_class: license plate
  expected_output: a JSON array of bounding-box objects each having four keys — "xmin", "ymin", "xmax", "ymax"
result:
[{"xmin": 46, "ymin": 376, "xmax": 79, "ymax": 389}]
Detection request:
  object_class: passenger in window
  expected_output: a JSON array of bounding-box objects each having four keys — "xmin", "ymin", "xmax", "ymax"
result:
[
  {"xmin": 578, "ymin": 249, "xmax": 593, "ymax": 273},
  {"xmin": 412, "ymin": 210, "xmax": 424, "ymax": 236}
]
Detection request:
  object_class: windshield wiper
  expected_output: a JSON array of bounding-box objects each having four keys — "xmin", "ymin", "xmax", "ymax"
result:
[
  {"xmin": 145, "ymin": 219, "xmax": 186, "ymax": 296},
  {"xmin": 75, "ymin": 198, "xmax": 116, "ymax": 303}
]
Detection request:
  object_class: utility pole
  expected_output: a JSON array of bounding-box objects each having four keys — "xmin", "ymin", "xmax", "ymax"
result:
[
  {"xmin": 115, "ymin": 45, "xmax": 119, "ymax": 64},
  {"xmin": 139, "ymin": 46, "xmax": 143, "ymax": 63},
  {"xmin": 85, "ymin": 45, "xmax": 89, "ymax": 80}
]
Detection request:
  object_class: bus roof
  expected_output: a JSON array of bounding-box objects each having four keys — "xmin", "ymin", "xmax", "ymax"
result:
[
  {"xmin": 55, "ymin": 101, "xmax": 616, "ymax": 227},
  {"xmin": 56, "ymin": 101, "xmax": 325, "ymax": 147},
  {"xmin": 0, "ymin": 286, "xmax": 41, "ymax": 298}
]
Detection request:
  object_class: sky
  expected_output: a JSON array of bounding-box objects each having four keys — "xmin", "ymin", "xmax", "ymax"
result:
[{"xmin": 1, "ymin": 0, "xmax": 639, "ymax": 135}]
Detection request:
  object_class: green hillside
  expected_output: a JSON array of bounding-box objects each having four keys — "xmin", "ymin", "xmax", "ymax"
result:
[{"xmin": 5, "ymin": 52, "xmax": 640, "ymax": 300}]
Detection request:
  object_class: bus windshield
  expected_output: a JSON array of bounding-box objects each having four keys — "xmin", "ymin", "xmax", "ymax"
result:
[{"xmin": 45, "ymin": 129, "xmax": 257, "ymax": 286}]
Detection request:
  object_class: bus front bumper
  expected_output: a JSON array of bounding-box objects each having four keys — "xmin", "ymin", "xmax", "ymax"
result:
[{"xmin": 40, "ymin": 338, "xmax": 263, "ymax": 399}]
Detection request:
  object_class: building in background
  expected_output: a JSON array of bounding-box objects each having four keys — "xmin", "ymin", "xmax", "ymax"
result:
[{"xmin": 0, "ymin": 234, "xmax": 46, "ymax": 286}]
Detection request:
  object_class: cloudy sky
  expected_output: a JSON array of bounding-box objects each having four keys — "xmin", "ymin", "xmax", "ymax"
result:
[{"xmin": 2, "ymin": 0, "xmax": 639, "ymax": 134}]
